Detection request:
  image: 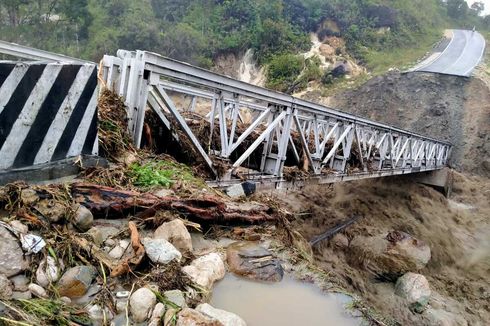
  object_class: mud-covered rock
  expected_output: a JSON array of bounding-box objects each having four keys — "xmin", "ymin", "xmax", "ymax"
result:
[
  {"xmin": 20, "ymin": 188, "xmax": 39, "ymax": 205},
  {"xmin": 226, "ymin": 242, "xmax": 283, "ymax": 282},
  {"xmin": 196, "ymin": 303, "xmax": 246, "ymax": 326},
  {"xmin": 57, "ymin": 265, "xmax": 97, "ymax": 298},
  {"xmin": 154, "ymin": 219, "xmax": 193, "ymax": 253},
  {"xmin": 34, "ymin": 200, "xmax": 66, "ymax": 223},
  {"xmin": 349, "ymin": 231, "xmax": 430, "ymax": 278},
  {"xmin": 182, "ymin": 253, "xmax": 225, "ymax": 290},
  {"xmin": 142, "ymin": 237, "xmax": 182, "ymax": 264},
  {"xmin": 0, "ymin": 225, "xmax": 28, "ymax": 277},
  {"xmin": 176, "ymin": 308, "xmax": 223, "ymax": 326},
  {"xmin": 129, "ymin": 287, "xmax": 156, "ymax": 323},
  {"xmin": 395, "ymin": 272, "xmax": 431, "ymax": 307}
]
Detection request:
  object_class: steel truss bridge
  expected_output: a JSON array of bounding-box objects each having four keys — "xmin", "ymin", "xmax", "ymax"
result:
[
  {"xmin": 0, "ymin": 40, "xmax": 452, "ymax": 189},
  {"xmin": 100, "ymin": 50, "xmax": 451, "ymax": 188}
]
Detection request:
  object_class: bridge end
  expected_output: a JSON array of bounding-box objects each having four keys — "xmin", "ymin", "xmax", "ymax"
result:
[{"xmin": 411, "ymin": 167, "xmax": 453, "ymax": 197}]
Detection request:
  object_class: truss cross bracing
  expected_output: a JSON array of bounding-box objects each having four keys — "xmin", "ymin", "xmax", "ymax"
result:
[{"xmin": 100, "ymin": 50, "xmax": 451, "ymax": 187}]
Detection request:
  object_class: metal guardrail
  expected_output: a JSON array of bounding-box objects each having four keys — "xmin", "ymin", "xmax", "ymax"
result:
[
  {"xmin": 0, "ymin": 40, "xmax": 93, "ymax": 64},
  {"xmin": 100, "ymin": 50, "xmax": 452, "ymax": 184}
]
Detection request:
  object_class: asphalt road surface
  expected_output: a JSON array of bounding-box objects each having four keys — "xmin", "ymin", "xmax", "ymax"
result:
[{"xmin": 412, "ymin": 29, "xmax": 486, "ymax": 77}]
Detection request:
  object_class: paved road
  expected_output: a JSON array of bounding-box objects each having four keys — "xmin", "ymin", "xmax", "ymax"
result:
[{"xmin": 412, "ymin": 29, "xmax": 486, "ymax": 77}]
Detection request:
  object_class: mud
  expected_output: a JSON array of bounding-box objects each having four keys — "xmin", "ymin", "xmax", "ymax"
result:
[
  {"xmin": 326, "ymin": 72, "xmax": 490, "ymax": 176},
  {"xmin": 277, "ymin": 172, "xmax": 489, "ymax": 325}
]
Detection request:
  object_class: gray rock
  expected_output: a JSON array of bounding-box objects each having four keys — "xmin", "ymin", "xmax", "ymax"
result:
[
  {"xmin": 73, "ymin": 205, "xmax": 94, "ymax": 232},
  {"xmin": 164, "ymin": 290, "xmax": 186, "ymax": 308},
  {"xmin": 129, "ymin": 287, "xmax": 157, "ymax": 323},
  {"xmin": 28, "ymin": 283, "xmax": 48, "ymax": 298},
  {"xmin": 57, "ymin": 265, "xmax": 97, "ymax": 298},
  {"xmin": 148, "ymin": 302, "xmax": 166, "ymax": 326},
  {"xmin": 0, "ymin": 225, "xmax": 29, "ymax": 277},
  {"xmin": 108, "ymin": 240, "xmax": 132, "ymax": 260},
  {"xmin": 0, "ymin": 274, "xmax": 13, "ymax": 299},
  {"xmin": 196, "ymin": 303, "xmax": 247, "ymax": 326},
  {"xmin": 182, "ymin": 253, "xmax": 225, "ymax": 290},
  {"xmin": 11, "ymin": 290, "xmax": 32, "ymax": 300},
  {"xmin": 60, "ymin": 296, "xmax": 72, "ymax": 304},
  {"xmin": 115, "ymin": 299, "xmax": 128, "ymax": 314},
  {"xmin": 9, "ymin": 220, "xmax": 28, "ymax": 234},
  {"xmin": 9, "ymin": 274, "xmax": 29, "ymax": 291},
  {"xmin": 111, "ymin": 313, "xmax": 130, "ymax": 326},
  {"xmin": 154, "ymin": 219, "xmax": 193, "ymax": 253},
  {"xmin": 36, "ymin": 256, "xmax": 64, "ymax": 288},
  {"xmin": 226, "ymin": 242, "xmax": 283, "ymax": 282},
  {"xmin": 88, "ymin": 304, "xmax": 114, "ymax": 326},
  {"xmin": 225, "ymin": 184, "xmax": 245, "ymax": 198},
  {"xmin": 142, "ymin": 238, "xmax": 182, "ymax": 264}
]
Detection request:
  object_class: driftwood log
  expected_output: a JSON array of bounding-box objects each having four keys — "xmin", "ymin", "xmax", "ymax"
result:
[{"xmin": 71, "ymin": 183, "xmax": 275, "ymax": 223}]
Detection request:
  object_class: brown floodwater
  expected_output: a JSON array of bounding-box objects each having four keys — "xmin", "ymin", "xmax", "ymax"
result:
[{"xmin": 210, "ymin": 274, "xmax": 362, "ymax": 326}]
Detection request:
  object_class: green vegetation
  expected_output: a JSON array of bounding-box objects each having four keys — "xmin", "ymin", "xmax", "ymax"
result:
[{"xmin": 128, "ymin": 160, "xmax": 203, "ymax": 189}]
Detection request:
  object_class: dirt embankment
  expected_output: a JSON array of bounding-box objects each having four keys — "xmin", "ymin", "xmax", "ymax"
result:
[
  {"xmin": 323, "ymin": 72, "xmax": 490, "ymax": 176},
  {"xmin": 279, "ymin": 172, "xmax": 489, "ymax": 325}
]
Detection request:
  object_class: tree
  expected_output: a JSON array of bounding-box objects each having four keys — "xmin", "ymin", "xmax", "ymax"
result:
[
  {"xmin": 447, "ymin": 0, "xmax": 469, "ymax": 20},
  {"xmin": 470, "ymin": 1, "xmax": 485, "ymax": 16}
]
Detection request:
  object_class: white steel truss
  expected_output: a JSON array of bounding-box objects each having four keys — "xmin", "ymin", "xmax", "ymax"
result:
[{"xmin": 100, "ymin": 50, "xmax": 452, "ymax": 185}]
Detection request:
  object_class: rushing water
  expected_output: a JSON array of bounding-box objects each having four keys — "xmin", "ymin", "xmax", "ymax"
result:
[{"xmin": 210, "ymin": 274, "xmax": 362, "ymax": 326}]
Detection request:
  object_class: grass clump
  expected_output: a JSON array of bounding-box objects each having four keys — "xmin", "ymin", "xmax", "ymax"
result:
[{"xmin": 128, "ymin": 159, "xmax": 204, "ymax": 189}]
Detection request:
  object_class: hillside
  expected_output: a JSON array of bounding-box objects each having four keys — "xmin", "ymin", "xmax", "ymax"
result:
[{"xmin": 1, "ymin": 1, "xmax": 488, "ymax": 90}]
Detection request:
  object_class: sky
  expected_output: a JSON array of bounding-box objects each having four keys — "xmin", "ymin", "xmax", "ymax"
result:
[{"xmin": 466, "ymin": 0, "xmax": 490, "ymax": 15}]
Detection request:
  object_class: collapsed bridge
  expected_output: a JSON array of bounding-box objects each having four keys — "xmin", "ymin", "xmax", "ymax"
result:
[{"xmin": 0, "ymin": 41, "xmax": 452, "ymax": 190}]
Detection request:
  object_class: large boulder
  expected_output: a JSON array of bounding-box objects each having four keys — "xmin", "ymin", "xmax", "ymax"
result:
[
  {"xmin": 154, "ymin": 219, "xmax": 193, "ymax": 253},
  {"xmin": 196, "ymin": 304, "xmax": 246, "ymax": 326},
  {"xmin": 395, "ymin": 273, "xmax": 431, "ymax": 312},
  {"xmin": 349, "ymin": 231, "xmax": 431, "ymax": 278},
  {"xmin": 226, "ymin": 242, "xmax": 283, "ymax": 282},
  {"xmin": 182, "ymin": 253, "xmax": 225, "ymax": 290},
  {"xmin": 129, "ymin": 287, "xmax": 157, "ymax": 323},
  {"xmin": 0, "ymin": 226, "xmax": 28, "ymax": 277},
  {"xmin": 57, "ymin": 265, "xmax": 97, "ymax": 298},
  {"xmin": 142, "ymin": 238, "xmax": 182, "ymax": 264},
  {"xmin": 176, "ymin": 308, "xmax": 223, "ymax": 326}
]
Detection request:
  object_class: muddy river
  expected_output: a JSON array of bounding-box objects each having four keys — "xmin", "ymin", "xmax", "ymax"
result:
[{"xmin": 210, "ymin": 274, "xmax": 362, "ymax": 326}]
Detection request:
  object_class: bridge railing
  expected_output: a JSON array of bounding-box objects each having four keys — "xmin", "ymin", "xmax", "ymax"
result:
[{"xmin": 101, "ymin": 49, "xmax": 452, "ymax": 183}]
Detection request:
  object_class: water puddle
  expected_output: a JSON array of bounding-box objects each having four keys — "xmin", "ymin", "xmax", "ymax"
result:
[{"xmin": 210, "ymin": 274, "xmax": 362, "ymax": 326}]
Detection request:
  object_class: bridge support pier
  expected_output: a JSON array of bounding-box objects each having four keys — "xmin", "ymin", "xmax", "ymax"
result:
[{"xmin": 410, "ymin": 167, "xmax": 453, "ymax": 197}]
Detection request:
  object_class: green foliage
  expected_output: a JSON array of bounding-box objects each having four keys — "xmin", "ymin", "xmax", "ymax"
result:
[
  {"xmin": 129, "ymin": 160, "xmax": 201, "ymax": 189},
  {"xmin": 266, "ymin": 54, "xmax": 304, "ymax": 92},
  {"xmin": 0, "ymin": 0, "xmax": 488, "ymax": 68}
]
